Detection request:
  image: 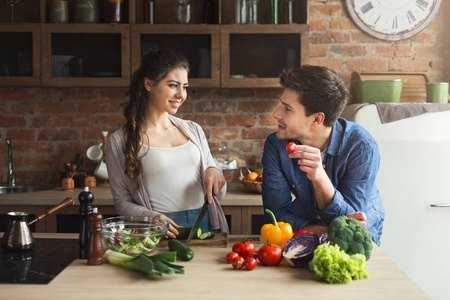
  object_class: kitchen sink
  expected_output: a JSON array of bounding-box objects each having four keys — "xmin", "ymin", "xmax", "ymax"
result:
[{"xmin": 0, "ymin": 183, "xmax": 54, "ymax": 195}]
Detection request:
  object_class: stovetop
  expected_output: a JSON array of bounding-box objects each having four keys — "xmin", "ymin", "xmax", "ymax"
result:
[{"xmin": 0, "ymin": 238, "xmax": 79, "ymax": 284}]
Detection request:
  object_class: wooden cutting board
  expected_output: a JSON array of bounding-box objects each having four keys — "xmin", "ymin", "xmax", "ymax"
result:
[{"xmin": 160, "ymin": 233, "xmax": 228, "ymax": 248}]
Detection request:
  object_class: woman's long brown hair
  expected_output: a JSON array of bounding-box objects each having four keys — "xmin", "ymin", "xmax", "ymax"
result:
[{"xmin": 122, "ymin": 49, "xmax": 189, "ymax": 189}]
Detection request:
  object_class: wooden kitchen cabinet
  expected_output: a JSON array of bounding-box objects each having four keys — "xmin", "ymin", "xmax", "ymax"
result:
[
  {"xmin": 0, "ymin": 24, "xmax": 41, "ymax": 86},
  {"xmin": 0, "ymin": 0, "xmax": 309, "ymax": 88},
  {"xmin": 131, "ymin": 24, "xmax": 220, "ymax": 88},
  {"xmin": 41, "ymin": 24, "xmax": 131, "ymax": 87},
  {"xmin": 221, "ymin": 24, "xmax": 309, "ymax": 88}
]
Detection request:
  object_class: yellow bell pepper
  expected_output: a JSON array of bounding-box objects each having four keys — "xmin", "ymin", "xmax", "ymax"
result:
[{"xmin": 261, "ymin": 209, "xmax": 293, "ymax": 248}]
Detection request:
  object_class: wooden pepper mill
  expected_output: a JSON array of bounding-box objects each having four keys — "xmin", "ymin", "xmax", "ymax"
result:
[
  {"xmin": 88, "ymin": 207, "xmax": 103, "ymax": 266},
  {"xmin": 78, "ymin": 186, "xmax": 93, "ymax": 259}
]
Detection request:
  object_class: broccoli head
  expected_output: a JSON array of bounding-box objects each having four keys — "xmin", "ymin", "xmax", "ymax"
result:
[{"xmin": 326, "ymin": 215, "xmax": 373, "ymax": 260}]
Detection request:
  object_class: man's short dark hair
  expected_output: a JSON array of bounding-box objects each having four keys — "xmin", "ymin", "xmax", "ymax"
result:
[{"xmin": 279, "ymin": 65, "xmax": 349, "ymax": 127}]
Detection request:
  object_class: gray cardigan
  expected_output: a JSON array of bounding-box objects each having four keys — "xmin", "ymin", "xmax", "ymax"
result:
[{"xmin": 105, "ymin": 115, "xmax": 229, "ymax": 233}]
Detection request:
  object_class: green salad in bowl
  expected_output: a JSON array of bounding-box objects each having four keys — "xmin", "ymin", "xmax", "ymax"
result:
[{"xmin": 101, "ymin": 216, "xmax": 169, "ymax": 255}]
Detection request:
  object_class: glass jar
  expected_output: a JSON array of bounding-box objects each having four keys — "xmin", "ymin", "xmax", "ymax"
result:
[
  {"xmin": 246, "ymin": 0, "xmax": 259, "ymax": 24},
  {"xmin": 104, "ymin": 0, "xmax": 124, "ymax": 23},
  {"xmin": 175, "ymin": 0, "xmax": 193, "ymax": 24},
  {"xmin": 235, "ymin": 0, "xmax": 247, "ymax": 24}
]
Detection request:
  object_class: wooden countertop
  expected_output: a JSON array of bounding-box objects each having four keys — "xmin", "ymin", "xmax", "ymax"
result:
[
  {"xmin": 0, "ymin": 182, "xmax": 262, "ymax": 207},
  {"xmin": 0, "ymin": 233, "xmax": 430, "ymax": 299}
]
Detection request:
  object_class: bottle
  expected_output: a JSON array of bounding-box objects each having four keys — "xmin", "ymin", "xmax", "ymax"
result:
[
  {"xmin": 203, "ymin": 0, "xmax": 216, "ymax": 24},
  {"xmin": 235, "ymin": 0, "xmax": 247, "ymax": 24},
  {"xmin": 87, "ymin": 207, "xmax": 103, "ymax": 266},
  {"xmin": 270, "ymin": 0, "xmax": 279, "ymax": 24},
  {"xmin": 144, "ymin": 0, "xmax": 155, "ymax": 24},
  {"xmin": 104, "ymin": 0, "xmax": 124, "ymax": 23},
  {"xmin": 78, "ymin": 186, "xmax": 94, "ymax": 259},
  {"xmin": 175, "ymin": 0, "xmax": 193, "ymax": 24},
  {"xmin": 284, "ymin": 0, "xmax": 294, "ymax": 24}
]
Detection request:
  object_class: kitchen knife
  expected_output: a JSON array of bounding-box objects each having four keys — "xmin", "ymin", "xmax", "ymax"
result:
[{"xmin": 186, "ymin": 196, "xmax": 209, "ymax": 244}]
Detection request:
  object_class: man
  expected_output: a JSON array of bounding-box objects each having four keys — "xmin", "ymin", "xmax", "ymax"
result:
[{"xmin": 262, "ymin": 65, "xmax": 385, "ymax": 245}]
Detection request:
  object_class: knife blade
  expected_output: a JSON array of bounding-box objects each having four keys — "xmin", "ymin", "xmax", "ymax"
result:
[{"xmin": 186, "ymin": 196, "xmax": 209, "ymax": 244}]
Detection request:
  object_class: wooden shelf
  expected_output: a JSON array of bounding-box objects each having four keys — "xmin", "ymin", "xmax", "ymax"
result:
[{"xmin": 0, "ymin": 0, "xmax": 310, "ymax": 88}]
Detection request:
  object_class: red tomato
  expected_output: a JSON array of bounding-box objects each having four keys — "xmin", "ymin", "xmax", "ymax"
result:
[
  {"xmin": 232, "ymin": 256, "xmax": 245, "ymax": 269},
  {"xmin": 232, "ymin": 241, "xmax": 256, "ymax": 259},
  {"xmin": 286, "ymin": 142, "xmax": 296, "ymax": 153},
  {"xmin": 244, "ymin": 257, "xmax": 257, "ymax": 270},
  {"xmin": 257, "ymin": 244, "xmax": 283, "ymax": 266},
  {"xmin": 226, "ymin": 251, "xmax": 239, "ymax": 264}
]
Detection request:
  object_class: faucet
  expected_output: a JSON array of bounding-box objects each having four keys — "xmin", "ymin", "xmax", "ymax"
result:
[{"xmin": 6, "ymin": 138, "xmax": 16, "ymax": 186}]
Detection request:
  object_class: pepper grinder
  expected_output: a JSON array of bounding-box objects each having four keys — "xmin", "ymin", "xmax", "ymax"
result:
[
  {"xmin": 79, "ymin": 186, "xmax": 94, "ymax": 259},
  {"xmin": 88, "ymin": 207, "xmax": 103, "ymax": 266}
]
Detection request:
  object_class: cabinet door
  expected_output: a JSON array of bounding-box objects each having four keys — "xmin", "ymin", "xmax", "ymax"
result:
[
  {"xmin": 131, "ymin": 24, "xmax": 220, "ymax": 88},
  {"xmin": 41, "ymin": 24, "xmax": 131, "ymax": 87},
  {"xmin": 221, "ymin": 24, "xmax": 309, "ymax": 88},
  {"xmin": 0, "ymin": 24, "xmax": 41, "ymax": 87}
]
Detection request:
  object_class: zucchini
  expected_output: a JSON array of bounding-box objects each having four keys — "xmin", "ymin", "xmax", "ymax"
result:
[
  {"xmin": 199, "ymin": 231, "xmax": 215, "ymax": 240},
  {"xmin": 168, "ymin": 240, "xmax": 194, "ymax": 261},
  {"xmin": 175, "ymin": 227, "xmax": 192, "ymax": 240}
]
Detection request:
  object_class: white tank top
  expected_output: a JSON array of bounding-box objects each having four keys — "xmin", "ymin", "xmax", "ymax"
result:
[{"xmin": 140, "ymin": 140, "xmax": 204, "ymax": 213}]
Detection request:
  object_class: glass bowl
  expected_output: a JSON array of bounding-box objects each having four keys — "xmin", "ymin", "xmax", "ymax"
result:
[{"xmin": 101, "ymin": 216, "xmax": 169, "ymax": 256}]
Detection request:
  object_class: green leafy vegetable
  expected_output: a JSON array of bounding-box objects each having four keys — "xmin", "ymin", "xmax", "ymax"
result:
[
  {"xmin": 309, "ymin": 243, "xmax": 369, "ymax": 284},
  {"xmin": 103, "ymin": 229, "xmax": 162, "ymax": 255},
  {"xmin": 104, "ymin": 250, "xmax": 185, "ymax": 277},
  {"xmin": 326, "ymin": 215, "xmax": 373, "ymax": 260}
]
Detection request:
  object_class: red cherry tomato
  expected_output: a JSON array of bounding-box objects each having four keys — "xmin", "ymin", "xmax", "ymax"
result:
[
  {"xmin": 257, "ymin": 244, "xmax": 283, "ymax": 266},
  {"xmin": 244, "ymin": 257, "xmax": 257, "ymax": 270},
  {"xmin": 226, "ymin": 251, "xmax": 239, "ymax": 264},
  {"xmin": 232, "ymin": 241, "xmax": 256, "ymax": 259},
  {"xmin": 286, "ymin": 142, "xmax": 296, "ymax": 153},
  {"xmin": 232, "ymin": 256, "xmax": 245, "ymax": 269}
]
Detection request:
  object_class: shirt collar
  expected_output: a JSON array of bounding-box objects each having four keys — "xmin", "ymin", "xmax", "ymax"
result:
[{"xmin": 326, "ymin": 117, "xmax": 345, "ymax": 157}]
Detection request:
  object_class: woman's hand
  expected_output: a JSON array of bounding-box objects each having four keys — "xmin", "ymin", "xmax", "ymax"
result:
[
  {"xmin": 156, "ymin": 213, "xmax": 181, "ymax": 239},
  {"xmin": 347, "ymin": 212, "xmax": 367, "ymax": 227},
  {"xmin": 203, "ymin": 167, "xmax": 226, "ymax": 204}
]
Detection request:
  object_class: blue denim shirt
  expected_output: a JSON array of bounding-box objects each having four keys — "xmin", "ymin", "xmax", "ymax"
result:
[{"xmin": 262, "ymin": 117, "xmax": 385, "ymax": 245}]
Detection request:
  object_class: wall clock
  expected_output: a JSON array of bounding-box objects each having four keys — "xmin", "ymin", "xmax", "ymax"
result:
[{"xmin": 345, "ymin": 0, "xmax": 442, "ymax": 41}]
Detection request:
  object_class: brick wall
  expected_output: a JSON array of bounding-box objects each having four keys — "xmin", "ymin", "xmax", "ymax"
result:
[{"xmin": 1, "ymin": 0, "xmax": 449, "ymax": 184}]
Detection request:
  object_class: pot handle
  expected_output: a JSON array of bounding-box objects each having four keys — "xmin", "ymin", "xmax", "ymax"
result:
[{"xmin": 28, "ymin": 197, "xmax": 74, "ymax": 226}]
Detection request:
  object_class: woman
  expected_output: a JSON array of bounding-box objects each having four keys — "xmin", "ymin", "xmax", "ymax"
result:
[{"xmin": 106, "ymin": 49, "xmax": 229, "ymax": 238}]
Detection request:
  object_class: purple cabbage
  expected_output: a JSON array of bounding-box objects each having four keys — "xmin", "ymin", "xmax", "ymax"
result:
[{"xmin": 282, "ymin": 233, "xmax": 320, "ymax": 267}]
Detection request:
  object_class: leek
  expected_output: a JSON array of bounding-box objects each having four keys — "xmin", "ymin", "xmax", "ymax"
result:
[{"xmin": 104, "ymin": 250, "xmax": 185, "ymax": 277}]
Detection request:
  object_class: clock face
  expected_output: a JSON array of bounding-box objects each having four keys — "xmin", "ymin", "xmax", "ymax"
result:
[{"xmin": 345, "ymin": 0, "xmax": 442, "ymax": 41}]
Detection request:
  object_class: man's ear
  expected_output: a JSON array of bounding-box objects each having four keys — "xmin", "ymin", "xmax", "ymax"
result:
[
  {"xmin": 144, "ymin": 77, "xmax": 152, "ymax": 92},
  {"xmin": 312, "ymin": 112, "xmax": 325, "ymax": 127}
]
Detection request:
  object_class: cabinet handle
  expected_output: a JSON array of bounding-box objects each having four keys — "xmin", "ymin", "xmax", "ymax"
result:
[{"xmin": 430, "ymin": 203, "xmax": 450, "ymax": 208}]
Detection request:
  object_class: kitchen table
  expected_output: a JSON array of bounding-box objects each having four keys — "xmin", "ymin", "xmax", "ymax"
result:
[{"xmin": 0, "ymin": 233, "xmax": 430, "ymax": 299}]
